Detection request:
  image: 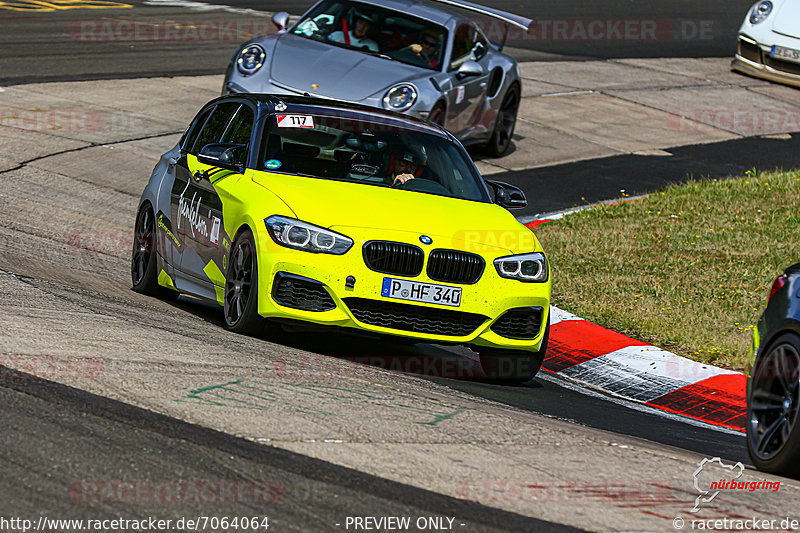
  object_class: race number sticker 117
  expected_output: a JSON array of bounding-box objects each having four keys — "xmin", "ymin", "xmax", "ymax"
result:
[{"xmin": 277, "ymin": 114, "xmax": 314, "ymax": 128}]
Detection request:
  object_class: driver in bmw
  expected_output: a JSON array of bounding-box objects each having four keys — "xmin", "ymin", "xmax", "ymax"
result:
[{"xmin": 388, "ymin": 151, "xmax": 421, "ymax": 186}]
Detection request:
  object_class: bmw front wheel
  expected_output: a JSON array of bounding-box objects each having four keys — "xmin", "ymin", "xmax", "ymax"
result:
[
  {"xmin": 478, "ymin": 319, "xmax": 549, "ymax": 383},
  {"xmin": 224, "ymin": 229, "xmax": 263, "ymax": 334}
]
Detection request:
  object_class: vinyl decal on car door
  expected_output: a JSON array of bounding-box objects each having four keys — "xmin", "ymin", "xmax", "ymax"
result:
[{"xmin": 171, "ymin": 154, "xmax": 227, "ymax": 289}]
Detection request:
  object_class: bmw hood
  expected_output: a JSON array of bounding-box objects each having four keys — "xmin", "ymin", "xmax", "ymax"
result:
[
  {"xmin": 252, "ymin": 172, "xmax": 532, "ymax": 253},
  {"xmin": 269, "ymin": 34, "xmax": 423, "ymax": 101}
]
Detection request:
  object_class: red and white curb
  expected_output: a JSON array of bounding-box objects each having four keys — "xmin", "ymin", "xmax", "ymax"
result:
[
  {"xmin": 520, "ymin": 201, "xmax": 747, "ymax": 434},
  {"xmin": 544, "ymin": 307, "xmax": 746, "ymax": 433}
]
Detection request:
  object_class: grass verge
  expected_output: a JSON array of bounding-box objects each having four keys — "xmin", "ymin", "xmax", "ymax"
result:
[{"xmin": 534, "ymin": 169, "xmax": 800, "ymax": 371}]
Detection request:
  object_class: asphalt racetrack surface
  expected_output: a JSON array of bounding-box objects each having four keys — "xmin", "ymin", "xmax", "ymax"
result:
[
  {"xmin": 499, "ymin": 133, "xmax": 800, "ymax": 218},
  {"xmin": 0, "ymin": 369, "xmax": 577, "ymax": 532},
  {"xmin": 0, "ymin": 0, "xmax": 753, "ymax": 85}
]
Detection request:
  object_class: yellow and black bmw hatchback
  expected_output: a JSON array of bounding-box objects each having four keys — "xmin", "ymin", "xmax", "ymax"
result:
[{"xmin": 132, "ymin": 94, "xmax": 550, "ymax": 381}]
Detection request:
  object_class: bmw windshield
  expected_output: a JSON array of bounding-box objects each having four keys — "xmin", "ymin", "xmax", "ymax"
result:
[
  {"xmin": 258, "ymin": 110, "xmax": 490, "ymax": 203},
  {"xmin": 291, "ymin": 0, "xmax": 448, "ymax": 71}
]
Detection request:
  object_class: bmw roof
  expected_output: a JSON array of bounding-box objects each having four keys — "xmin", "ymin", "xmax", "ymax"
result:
[{"xmin": 214, "ymin": 93, "xmax": 453, "ymax": 138}]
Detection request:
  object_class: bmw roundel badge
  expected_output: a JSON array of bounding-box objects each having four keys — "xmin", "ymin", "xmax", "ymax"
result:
[{"xmin": 419, "ymin": 235, "xmax": 432, "ymax": 245}]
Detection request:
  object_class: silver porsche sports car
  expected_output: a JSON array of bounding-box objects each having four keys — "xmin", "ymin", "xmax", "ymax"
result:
[{"xmin": 222, "ymin": 0, "xmax": 533, "ymax": 156}]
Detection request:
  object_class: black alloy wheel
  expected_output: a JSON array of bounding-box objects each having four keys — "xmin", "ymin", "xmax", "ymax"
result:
[
  {"xmin": 224, "ymin": 229, "xmax": 262, "ymax": 334},
  {"xmin": 747, "ymin": 333, "xmax": 800, "ymax": 475},
  {"xmin": 486, "ymin": 84, "xmax": 520, "ymax": 157}
]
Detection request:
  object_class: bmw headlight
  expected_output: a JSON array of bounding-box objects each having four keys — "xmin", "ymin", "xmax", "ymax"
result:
[
  {"xmin": 749, "ymin": 0, "xmax": 773, "ymax": 24},
  {"xmin": 382, "ymin": 84, "xmax": 418, "ymax": 111},
  {"xmin": 237, "ymin": 44, "xmax": 266, "ymax": 75},
  {"xmin": 265, "ymin": 215, "xmax": 353, "ymax": 255},
  {"xmin": 494, "ymin": 252, "xmax": 548, "ymax": 282}
]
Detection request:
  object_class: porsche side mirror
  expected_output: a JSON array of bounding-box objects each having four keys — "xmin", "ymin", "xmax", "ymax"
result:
[
  {"xmin": 486, "ymin": 180, "xmax": 527, "ymax": 209},
  {"xmin": 197, "ymin": 143, "xmax": 246, "ymax": 173},
  {"xmin": 472, "ymin": 42, "xmax": 486, "ymax": 60},
  {"xmin": 272, "ymin": 11, "xmax": 290, "ymax": 32},
  {"xmin": 456, "ymin": 60, "xmax": 483, "ymax": 79}
]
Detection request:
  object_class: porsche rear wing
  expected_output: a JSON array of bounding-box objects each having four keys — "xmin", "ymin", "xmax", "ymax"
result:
[{"xmin": 427, "ymin": 0, "xmax": 534, "ymax": 50}]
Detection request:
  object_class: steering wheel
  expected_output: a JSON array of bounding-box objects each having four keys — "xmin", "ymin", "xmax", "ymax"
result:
[{"xmin": 393, "ymin": 177, "xmax": 450, "ymax": 195}]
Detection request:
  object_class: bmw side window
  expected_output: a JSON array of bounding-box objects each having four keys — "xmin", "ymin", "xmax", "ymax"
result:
[
  {"xmin": 221, "ymin": 105, "xmax": 254, "ymax": 146},
  {"xmin": 182, "ymin": 106, "xmax": 214, "ymax": 153},
  {"xmin": 191, "ymin": 102, "xmax": 240, "ymax": 154}
]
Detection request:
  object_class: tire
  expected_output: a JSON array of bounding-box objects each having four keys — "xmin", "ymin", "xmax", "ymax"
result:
[
  {"xmin": 746, "ymin": 332, "xmax": 800, "ymax": 476},
  {"xmin": 428, "ymin": 103, "xmax": 446, "ymax": 127},
  {"xmin": 224, "ymin": 228, "xmax": 264, "ymax": 335},
  {"xmin": 131, "ymin": 203, "xmax": 177, "ymax": 300},
  {"xmin": 478, "ymin": 319, "xmax": 549, "ymax": 383},
  {"xmin": 484, "ymin": 83, "xmax": 520, "ymax": 157}
]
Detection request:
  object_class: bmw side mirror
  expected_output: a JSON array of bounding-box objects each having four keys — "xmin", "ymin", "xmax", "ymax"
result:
[
  {"xmin": 486, "ymin": 180, "xmax": 527, "ymax": 209},
  {"xmin": 456, "ymin": 60, "xmax": 483, "ymax": 80},
  {"xmin": 272, "ymin": 11, "xmax": 290, "ymax": 32},
  {"xmin": 197, "ymin": 143, "xmax": 246, "ymax": 174}
]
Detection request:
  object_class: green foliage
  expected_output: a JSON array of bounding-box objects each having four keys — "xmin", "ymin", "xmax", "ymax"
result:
[{"xmin": 536, "ymin": 169, "xmax": 800, "ymax": 370}]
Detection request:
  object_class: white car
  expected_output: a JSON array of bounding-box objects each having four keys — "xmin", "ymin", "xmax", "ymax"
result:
[{"xmin": 732, "ymin": 0, "xmax": 800, "ymax": 88}]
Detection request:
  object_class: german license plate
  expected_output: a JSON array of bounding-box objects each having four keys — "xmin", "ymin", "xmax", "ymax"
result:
[
  {"xmin": 771, "ymin": 45, "xmax": 800, "ymax": 64},
  {"xmin": 381, "ymin": 278, "xmax": 462, "ymax": 307}
]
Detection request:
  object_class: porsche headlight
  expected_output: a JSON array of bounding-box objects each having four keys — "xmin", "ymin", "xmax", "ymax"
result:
[
  {"xmin": 494, "ymin": 252, "xmax": 548, "ymax": 282},
  {"xmin": 265, "ymin": 216, "xmax": 353, "ymax": 255},
  {"xmin": 237, "ymin": 44, "xmax": 266, "ymax": 75},
  {"xmin": 382, "ymin": 84, "xmax": 418, "ymax": 111},
  {"xmin": 749, "ymin": 0, "xmax": 773, "ymax": 24}
]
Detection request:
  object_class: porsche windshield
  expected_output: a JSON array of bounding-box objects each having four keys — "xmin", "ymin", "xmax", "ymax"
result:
[
  {"xmin": 259, "ymin": 112, "xmax": 489, "ymax": 202},
  {"xmin": 291, "ymin": 0, "xmax": 447, "ymax": 71}
]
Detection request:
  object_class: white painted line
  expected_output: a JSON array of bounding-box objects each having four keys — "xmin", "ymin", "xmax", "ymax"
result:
[
  {"xmin": 143, "ymin": 0, "xmax": 278, "ymax": 17},
  {"xmin": 516, "ymin": 194, "xmax": 647, "ymax": 224},
  {"xmin": 540, "ymin": 90, "xmax": 597, "ymax": 97}
]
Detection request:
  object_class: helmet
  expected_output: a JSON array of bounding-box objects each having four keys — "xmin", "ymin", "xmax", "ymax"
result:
[{"xmin": 352, "ymin": 9, "xmax": 377, "ymax": 24}]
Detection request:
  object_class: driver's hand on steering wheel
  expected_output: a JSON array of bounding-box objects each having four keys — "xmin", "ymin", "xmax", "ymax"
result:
[{"xmin": 393, "ymin": 173, "xmax": 415, "ymax": 185}]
